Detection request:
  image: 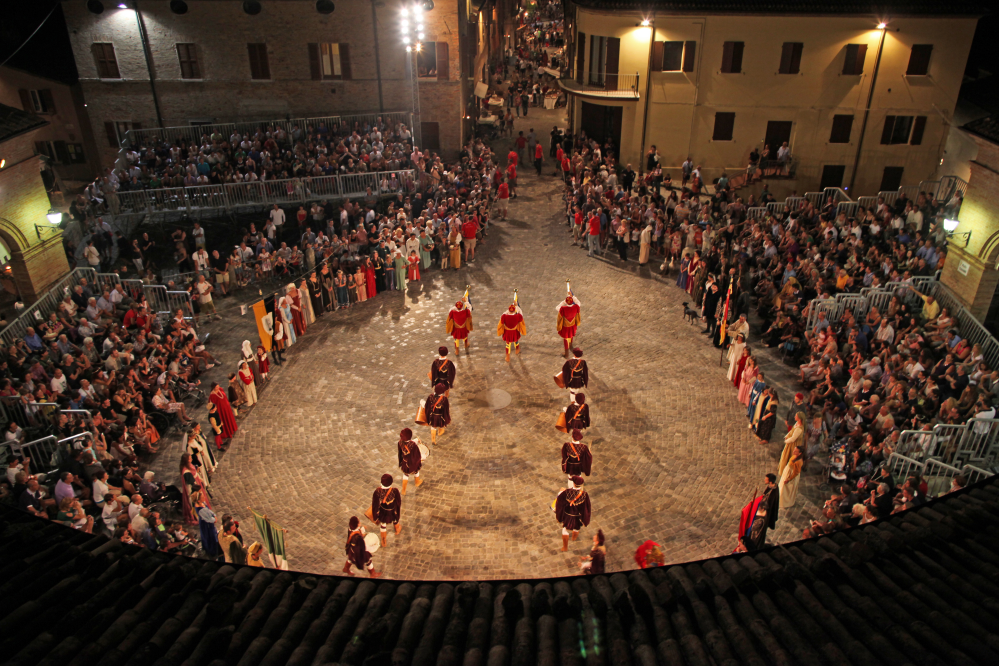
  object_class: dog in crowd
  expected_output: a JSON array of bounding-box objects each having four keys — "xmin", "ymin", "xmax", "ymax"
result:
[{"xmin": 681, "ymin": 302, "xmax": 698, "ymax": 324}]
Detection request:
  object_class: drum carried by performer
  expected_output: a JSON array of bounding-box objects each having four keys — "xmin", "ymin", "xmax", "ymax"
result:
[
  {"xmin": 342, "ymin": 516, "xmax": 382, "ymax": 577},
  {"xmin": 417, "ymin": 382, "xmax": 452, "ymax": 444}
]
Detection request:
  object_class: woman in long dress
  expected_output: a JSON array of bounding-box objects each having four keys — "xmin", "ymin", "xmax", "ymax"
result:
[
  {"xmin": 180, "ymin": 452, "xmax": 210, "ymax": 524},
  {"xmin": 186, "ymin": 423, "xmax": 216, "ymax": 487},
  {"xmin": 287, "ymin": 284, "xmax": 307, "ymax": 335},
  {"xmin": 448, "ymin": 231, "xmax": 462, "ymax": 270},
  {"xmin": 407, "ymin": 250, "xmax": 421, "ymax": 281},
  {"xmin": 778, "ymin": 446, "xmax": 804, "ymax": 509},
  {"xmin": 194, "ymin": 490, "xmax": 221, "ymax": 559},
  {"xmin": 738, "ymin": 358, "xmax": 758, "ymax": 405},
  {"xmin": 365, "ymin": 258, "xmax": 378, "ymax": 299},
  {"xmin": 335, "ymin": 270, "xmax": 349, "ymax": 308},
  {"xmin": 419, "ymin": 230, "xmax": 434, "ymax": 269},
  {"xmin": 676, "ymin": 254, "xmax": 690, "ymax": 290},
  {"xmin": 638, "ymin": 224, "xmax": 652, "ymax": 265},
  {"xmin": 686, "ymin": 252, "xmax": 702, "ymax": 296},
  {"xmin": 354, "ymin": 268, "xmax": 367, "ymax": 302},
  {"xmin": 733, "ymin": 348, "xmax": 750, "ymax": 389},
  {"xmin": 726, "ymin": 334, "xmax": 746, "ymax": 382},
  {"xmin": 238, "ymin": 361, "xmax": 257, "ymax": 406},
  {"xmin": 779, "ymin": 412, "xmax": 805, "ymax": 477},
  {"xmin": 241, "ymin": 340, "xmax": 262, "ymax": 387},
  {"xmin": 754, "ymin": 402, "xmax": 778, "ymax": 444},
  {"xmin": 299, "ymin": 279, "xmax": 316, "ymax": 324},
  {"xmin": 278, "ymin": 297, "xmax": 297, "ymax": 345},
  {"xmin": 393, "ymin": 250, "xmax": 407, "ymax": 289},
  {"xmin": 209, "ymin": 382, "xmax": 238, "ymax": 443},
  {"xmin": 321, "ymin": 266, "xmax": 336, "ymax": 311},
  {"xmin": 308, "ymin": 272, "xmax": 325, "ymax": 318}
]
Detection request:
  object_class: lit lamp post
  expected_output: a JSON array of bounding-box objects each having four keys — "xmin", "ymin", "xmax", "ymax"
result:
[
  {"xmin": 943, "ymin": 218, "xmax": 971, "ymax": 248},
  {"xmin": 35, "ymin": 209, "xmax": 63, "ymax": 239},
  {"xmin": 401, "ymin": 4, "xmax": 425, "ymax": 149}
]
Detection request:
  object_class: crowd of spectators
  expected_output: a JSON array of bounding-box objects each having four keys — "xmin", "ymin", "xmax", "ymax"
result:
[{"xmin": 555, "ymin": 119, "xmax": 993, "ymax": 542}]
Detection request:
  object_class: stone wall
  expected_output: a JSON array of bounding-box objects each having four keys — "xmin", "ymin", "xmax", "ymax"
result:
[{"xmin": 62, "ymin": 0, "xmax": 464, "ymax": 167}]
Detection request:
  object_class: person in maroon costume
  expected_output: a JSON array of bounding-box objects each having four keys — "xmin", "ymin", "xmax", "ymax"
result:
[
  {"xmin": 342, "ymin": 516, "xmax": 381, "ymax": 577},
  {"xmin": 561, "ymin": 347, "xmax": 589, "ymax": 400},
  {"xmin": 564, "ymin": 392, "xmax": 590, "ymax": 432},
  {"xmin": 428, "ymin": 346, "xmax": 456, "ymax": 397},
  {"xmin": 555, "ymin": 475, "xmax": 592, "ymax": 551},
  {"xmin": 425, "ymin": 382, "xmax": 452, "ymax": 444},
  {"xmin": 371, "ymin": 473, "xmax": 402, "ymax": 547},
  {"xmin": 397, "ymin": 428, "xmax": 423, "ymax": 495},
  {"xmin": 561, "ymin": 429, "xmax": 592, "ymax": 485}
]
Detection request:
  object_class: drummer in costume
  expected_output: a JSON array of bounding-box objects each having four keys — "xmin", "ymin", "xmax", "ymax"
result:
[
  {"xmin": 446, "ymin": 298, "xmax": 473, "ymax": 355},
  {"xmin": 423, "ymin": 382, "xmax": 452, "ymax": 444},
  {"xmin": 561, "ymin": 348, "xmax": 589, "ymax": 400},
  {"xmin": 341, "ymin": 516, "xmax": 382, "ymax": 577},
  {"xmin": 370, "ymin": 473, "xmax": 402, "ymax": 547},
  {"xmin": 397, "ymin": 428, "xmax": 423, "ymax": 494},
  {"xmin": 562, "ymin": 392, "xmax": 590, "ymax": 431},
  {"xmin": 556, "ymin": 293, "xmax": 581, "ymax": 354},
  {"xmin": 497, "ymin": 302, "xmax": 526, "ymax": 362},
  {"xmin": 554, "ymin": 475, "xmax": 592, "ymax": 551},
  {"xmin": 561, "ymin": 429, "xmax": 592, "ymax": 485},
  {"xmin": 429, "ymin": 346, "xmax": 456, "ymax": 397}
]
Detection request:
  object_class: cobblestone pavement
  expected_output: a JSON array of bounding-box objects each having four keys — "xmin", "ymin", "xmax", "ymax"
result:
[{"xmin": 166, "ymin": 106, "xmax": 821, "ymax": 578}]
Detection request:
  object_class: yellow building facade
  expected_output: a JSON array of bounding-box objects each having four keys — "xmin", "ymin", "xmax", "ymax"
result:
[{"xmin": 561, "ymin": 2, "xmax": 981, "ymax": 198}]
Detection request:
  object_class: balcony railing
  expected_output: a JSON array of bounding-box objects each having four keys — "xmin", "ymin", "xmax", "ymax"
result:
[{"xmin": 557, "ymin": 72, "xmax": 640, "ymax": 99}]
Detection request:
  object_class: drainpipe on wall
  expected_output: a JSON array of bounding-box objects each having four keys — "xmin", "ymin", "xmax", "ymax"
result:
[
  {"xmin": 133, "ymin": 2, "xmax": 164, "ymax": 128},
  {"xmin": 848, "ymin": 25, "xmax": 888, "ymax": 193}
]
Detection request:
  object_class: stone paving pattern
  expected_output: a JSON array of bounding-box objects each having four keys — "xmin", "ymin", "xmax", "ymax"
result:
[{"xmin": 145, "ymin": 106, "xmax": 820, "ymax": 579}]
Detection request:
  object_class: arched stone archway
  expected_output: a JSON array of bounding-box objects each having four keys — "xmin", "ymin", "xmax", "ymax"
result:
[{"xmin": 0, "ymin": 216, "xmax": 70, "ymax": 304}]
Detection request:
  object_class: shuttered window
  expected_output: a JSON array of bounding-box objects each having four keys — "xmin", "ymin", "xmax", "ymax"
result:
[
  {"xmin": 176, "ymin": 43, "xmax": 201, "ymax": 79},
  {"xmin": 309, "ymin": 43, "xmax": 351, "ymax": 80},
  {"xmin": 843, "ymin": 44, "xmax": 867, "ymax": 75},
  {"xmin": 779, "ymin": 42, "xmax": 803, "ymax": 74},
  {"xmin": 248, "ymin": 43, "xmax": 270, "ymax": 80},
  {"xmin": 436, "ymin": 42, "xmax": 449, "ymax": 81},
  {"xmin": 720, "ymin": 42, "xmax": 743, "ymax": 73},
  {"xmin": 829, "ymin": 115, "xmax": 854, "ymax": 143},
  {"xmin": 713, "ymin": 112, "xmax": 735, "ymax": 141},
  {"xmin": 906, "ymin": 44, "xmax": 932, "ymax": 76},
  {"xmin": 575, "ymin": 32, "xmax": 585, "ymax": 84},
  {"xmin": 683, "ymin": 41, "xmax": 696, "ymax": 72},
  {"xmin": 91, "ymin": 43, "xmax": 121, "ymax": 79},
  {"xmin": 881, "ymin": 115, "xmax": 916, "ymax": 145}
]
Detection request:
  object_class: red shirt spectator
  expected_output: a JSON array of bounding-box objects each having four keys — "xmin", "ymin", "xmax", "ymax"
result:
[
  {"xmin": 461, "ymin": 218, "xmax": 479, "ymax": 239},
  {"xmin": 506, "ymin": 164, "xmax": 517, "ymax": 180},
  {"xmin": 588, "ymin": 215, "xmax": 600, "ymax": 236},
  {"xmin": 535, "ymin": 143, "xmax": 543, "ymax": 160},
  {"xmin": 574, "ymin": 211, "xmax": 583, "ymax": 227},
  {"xmin": 498, "ymin": 183, "xmax": 510, "ymax": 199},
  {"xmin": 561, "ymin": 157, "xmax": 570, "ymax": 173},
  {"xmin": 508, "ymin": 149, "xmax": 518, "ymax": 166},
  {"xmin": 515, "ymin": 135, "xmax": 527, "ymax": 152},
  {"xmin": 556, "ymin": 146, "xmax": 564, "ymax": 163}
]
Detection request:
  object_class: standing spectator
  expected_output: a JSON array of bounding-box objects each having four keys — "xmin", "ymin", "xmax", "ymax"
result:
[
  {"xmin": 84, "ymin": 240, "xmax": 101, "ymax": 271},
  {"xmin": 195, "ymin": 274, "xmax": 221, "ymax": 321}
]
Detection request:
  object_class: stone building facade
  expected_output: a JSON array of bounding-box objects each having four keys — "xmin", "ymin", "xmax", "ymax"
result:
[{"xmin": 61, "ymin": 0, "xmax": 468, "ymax": 167}]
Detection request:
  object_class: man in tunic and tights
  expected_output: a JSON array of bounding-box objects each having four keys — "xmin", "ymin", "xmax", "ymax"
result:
[
  {"xmin": 555, "ymin": 475, "xmax": 592, "ymax": 551},
  {"xmin": 425, "ymin": 382, "xmax": 452, "ymax": 444},
  {"xmin": 556, "ymin": 295, "xmax": 581, "ymax": 354},
  {"xmin": 561, "ymin": 347, "xmax": 589, "ymax": 400},
  {"xmin": 561, "ymin": 429, "xmax": 592, "ymax": 485},
  {"xmin": 740, "ymin": 474, "xmax": 780, "ymax": 551},
  {"xmin": 563, "ymin": 392, "xmax": 591, "ymax": 432},
  {"xmin": 429, "ymin": 346, "xmax": 456, "ymax": 396},
  {"xmin": 371, "ymin": 473, "xmax": 402, "ymax": 547},
  {"xmin": 342, "ymin": 516, "xmax": 381, "ymax": 577},
  {"xmin": 446, "ymin": 299, "xmax": 473, "ymax": 355},
  {"xmin": 397, "ymin": 428, "xmax": 423, "ymax": 494},
  {"xmin": 497, "ymin": 303, "xmax": 526, "ymax": 361}
]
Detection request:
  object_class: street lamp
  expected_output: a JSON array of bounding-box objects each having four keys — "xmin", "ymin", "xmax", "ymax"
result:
[
  {"xmin": 400, "ymin": 3, "xmax": 426, "ymax": 148},
  {"xmin": 35, "ymin": 209, "xmax": 62, "ymax": 239}
]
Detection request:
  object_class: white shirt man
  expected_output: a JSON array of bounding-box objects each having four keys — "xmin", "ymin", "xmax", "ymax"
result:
[
  {"xmin": 193, "ymin": 249, "xmax": 210, "ymax": 272},
  {"xmin": 269, "ymin": 205, "xmax": 286, "ymax": 227}
]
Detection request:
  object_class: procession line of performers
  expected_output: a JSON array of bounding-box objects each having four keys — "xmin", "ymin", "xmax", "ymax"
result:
[{"xmin": 342, "ymin": 291, "xmax": 601, "ymax": 574}]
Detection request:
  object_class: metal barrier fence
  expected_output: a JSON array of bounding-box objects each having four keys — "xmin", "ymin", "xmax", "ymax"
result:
[
  {"xmin": 887, "ymin": 452, "xmax": 994, "ymax": 499},
  {"xmin": 0, "ymin": 267, "xmax": 97, "ymax": 347},
  {"xmin": 106, "ymin": 170, "xmax": 418, "ymax": 217},
  {"xmin": 894, "ymin": 418, "xmax": 999, "ymax": 467},
  {"xmin": 929, "ymin": 281, "xmax": 999, "ymax": 370}
]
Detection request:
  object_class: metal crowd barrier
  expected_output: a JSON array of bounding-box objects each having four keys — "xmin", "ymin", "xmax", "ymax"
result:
[{"xmin": 894, "ymin": 418, "xmax": 999, "ymax": 467}]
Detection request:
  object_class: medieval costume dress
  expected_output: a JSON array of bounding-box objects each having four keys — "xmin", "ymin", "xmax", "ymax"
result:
[
  {"xmin": 365, "ymin": 259, "xmax": 378, "ymax": 299},
  {"xmin": 279, "ymin": 297, "xmax": 297, "ymax": 345},
  {"xmin": 287, "ymin": 284, "xmax": 307, "ymax": 336},
  {"xmin": 407, "ymin": 251, "xmax": 421, "ymax": 281},
  {"xmin": 208, "ymin": 402, "xmax": 225, "ymax": 449},
  {"xmin": 778, "ymin": 453, "xmax": 804, "ymax": 509},
  {"xmin": 241, "ymin": 340, "xmax": 262, "ymax": 388},
  {"xmin": 497, "ymin": 305, "xmax": 526, "ymax": 357},
  {"xmin": 209, "ymin": 384, "xmax": 238, "ymax": 441},
  {"xmin": 738, "ymin": 362, "xmax": 758, "ymax": 405},
  {"xmin": 299, "ymin": 279, "xmax": 316, "ymax": 324},
  {"xmin": 561, "ymin": 354, "xmax": 589, "ymax": 393},
  {"xmin": 686, "ymin": 255, "xmax": 702, "ymax": 296},
  {"xmin": 419, "ymin": 232, "xmax": 434, "ymax": 269},
  {"xmin": 564, "ymin": 396, "xmax": 591, "ymax": 431},
  {"xmin": 344, "ymin": 523, "xmax": 374, "ymax": 574},
  {"xmin": 429, "ymin": 352, "xmax": 456, "ymax": 391},
  {"xmin": 726, "ymin": 337, "xmax": 747, "ymax": 383},
  {"xmin": 353, "ymin": 269, "xmax": 366, "ymax": 303},
  {"xmin": 180, "ymin": 456, "xmax": 211, "ymax": 525},
  {"xmin": 393, "ymin": 252, "xmax": 407, "ymax": 290},
  {"xmin": 556, "ymin": 296, "xmax": 581, "ymax": 350},
  {"xmin": 335, "ymin": 270, "xmax": 350, "ymax": 308},
  {"xmin": 554, "ymin": 481, "xmax": 591, "ymax": 540},
  {"xmin": 308, "ymin": 274, "xmax": 325, "ymax": 320},
  {"xmin": 446, "ymin": 301, "xmax": 473, "ymax": 349},
  {"xmin": 255, "ymin": 347, "xmax": 270, "ymax": 380},
  {"xmin": 397, "ymin": 430, "xmax": 423, "ymax": 493},
  {"xmin": 371, "ymin": 475, "xmax": 402, "ymax": 544},
  {"xmin": 228, "ymin": 373, "xmax": 247, "ymax": 410},
  {"xmin": 561, "ymin": 437, "xmax": 592, "ymax": 478},
  {"xmin": 239, "ymin": 363, "xmax": 257, "ymax": 406},
  {"xmin": 740, "ymin": 484, "xmax": 780, "ymax": 551},
  {"xmin": 424, "ymin": 388, "xmax": 451, "ymax": 430},
  {"xmin": 321, "ymin": 267, "xmax": 336, "ymax": 311},
  {"xmin": 676, "ymin": 255, "xmax": 690, "ymax": 291},
  {"xmin": 733, "ymin": 349, "xmax": 750, "ymax": 389},
  {"xmin": 197, "ymin": 502, "xmax": 221, "ymax": 558},
  {"xmin": 754, "ymin": 400, "xmax": 779, "ymax": 444},
  {"xmin": 187, "ymin": 428, "xmax": 217, "ymax": 487},
  {"xmin": 373, "ymin": 254, "xmax": 388, "ymax": 293}
]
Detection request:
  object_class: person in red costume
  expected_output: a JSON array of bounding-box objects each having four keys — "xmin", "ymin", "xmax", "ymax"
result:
[
  {"xmin": 496, "ymin": 303, "xmax": 526, "ymax": 361},
  {"xmin": 446, "ymin": 299, "xmax": 473, "ymax": 355},
  {"xmin": 556, "ymin": 294, "xmax": 581, "ymax": 354}
]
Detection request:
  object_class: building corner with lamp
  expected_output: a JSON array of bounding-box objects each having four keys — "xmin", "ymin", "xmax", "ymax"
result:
[
  {"xmin": 939, "ymin": 117, "xmax": 999, "ymax": 324},
  {"xmin": 0, "ymin": 103, "xmax": 72, "ymax": 303}
]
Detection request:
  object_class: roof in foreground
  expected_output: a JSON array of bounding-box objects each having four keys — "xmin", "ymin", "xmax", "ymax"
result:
[
  {"xmin": 963, "ymin": 116, "xmax": 999, "ymax": 145},
  {"xmin": 0, "ymin": 102, "xmax": 48, "ymax": 145},
  {"xmin": 2, "ymin": 475, "xmax": 999, "ymax": 666},
  {"xmin": 571, "ymin": 0, "xmax": 990, "ymax": 15}
]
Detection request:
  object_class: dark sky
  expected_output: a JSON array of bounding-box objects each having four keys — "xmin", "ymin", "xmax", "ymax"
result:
[{"xmin": 1, "ymin": 0, "xmax": 78, "ymax": 84}]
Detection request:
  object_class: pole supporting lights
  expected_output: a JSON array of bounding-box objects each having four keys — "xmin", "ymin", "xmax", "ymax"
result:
[{"xmin": 400, "ymin": 3, "xmax": 427, "ymax": 148}]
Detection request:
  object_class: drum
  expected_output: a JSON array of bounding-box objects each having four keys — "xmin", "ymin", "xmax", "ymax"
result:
[
  {"xmin": 550, "ymin": 497, "xmax": 558, "ymax": 513},
  {"xmin": 418, "ymin": 443, "xmax": 430, "ymax": 460},
  {"xmin": 364, "ymin": 532, "xmax": 380, "ymax": 554}
]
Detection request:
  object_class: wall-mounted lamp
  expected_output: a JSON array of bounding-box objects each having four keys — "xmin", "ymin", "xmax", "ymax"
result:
[
  {"xmin": 640, "ymin": 18, "xmax": 651, "ymax": 26},
  {"xmin": 877, "ymin": 22, "xmax": 887, "ymax": 29},
  {"xmin": 943, "ymin": 219, "xmax": 971, "ymax": 247},
  {"xmin": 35, "ymin": 210, "xmax": 63, "ymax": 239}
]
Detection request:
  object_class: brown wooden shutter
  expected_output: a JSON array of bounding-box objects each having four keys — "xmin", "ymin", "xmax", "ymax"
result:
[
  {"xmin": 650, "ymin": 41, "xmax": 664, "ymax": 72},
  {"xmin": 39, "ymin": 89, "xmax": 56, "ymax": 114},
  {"xmin": 575, "ymin": 32, "xmax": 585, "ymax": 84},
  {"xmin": 683, "ymin": 41, "xmax": 696, "ymax": 72},
  {"xmin": 721, "ymin": 42, "xmax": 734, "ymax": 73},
  {"xmin": 604, "ymin": 37, "xmax": 620, "ymax": 90},
  {"xmin": 177, "ymin": 44, "xmax": 201, "ymax": 79},
  {"xmin": 18, "ymin": 89, "xmax": 32, "ymax": 111},
  {"xmin": 906, "ymin": 45, "xmax": 932, "ymax": 76},
  {"xmin": 92, "ymin": 43, "xmax": 120, "ymax": 78},
  {"xmin": 829, "ymin": 114, "xmax": 854, "ymax": 143},
  {"xmin": 713, "ymin": 112, "xmax": 735, "ymax": 141},
  {"xmin": 340, "ymin": 43, "xmax": 353, "ymax": 80},
  {"xmin": 855, "ymin": 44, "xmax": 868, "ymax": 74},
  {"xmin": 308, "ymin": 43, "xmax": 322, "ymax": 80},
  {"xmin": 730, "ymin": 42, "xmax": 744, "ymax": 73},
  {"xmin": 105, "ymin": 121, "xmax": 118, "ymax": 147},
  {"xmin": 435, "ymin": 42, "xmax": 448, "ymax": 81},
  {"xmin": 910, "ymin": 116, "xmax": 927, "ymax": 145},
  {"xmin": 248, "ymin": 43, "xmax": 270, "ymax": 79},
  {"xmin": 880, "ymin": 116, "xmax": 895, "ymax": 145}
]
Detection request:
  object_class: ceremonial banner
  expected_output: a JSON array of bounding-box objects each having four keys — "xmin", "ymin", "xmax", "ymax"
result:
[{"xmin": 250, "ymin": 509, "xmax": 288, "ymax": 570}]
